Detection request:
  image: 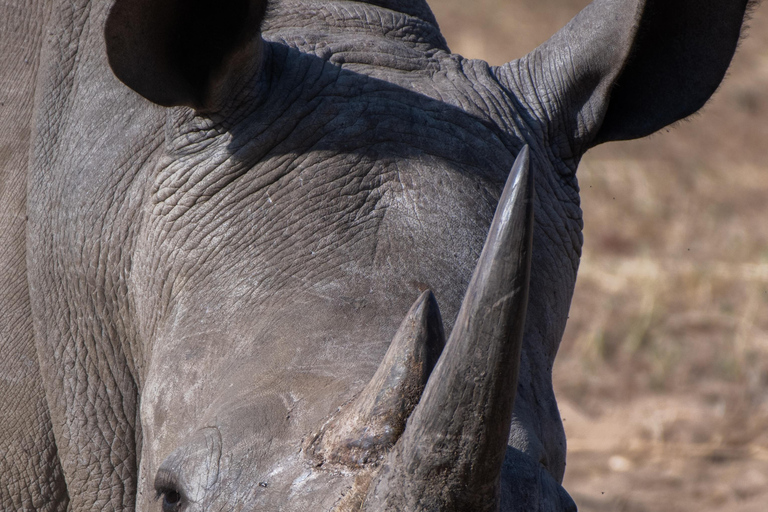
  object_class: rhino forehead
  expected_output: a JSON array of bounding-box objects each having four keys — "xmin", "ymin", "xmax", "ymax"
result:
[{"xmin": 134, "ymin": 61, "xmax": 528, "ymax": 316}]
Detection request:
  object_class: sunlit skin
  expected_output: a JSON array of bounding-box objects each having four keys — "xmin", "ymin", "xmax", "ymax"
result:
[{"xmin": 0, "ymin": 0, "xmax": 754, "ymax": 510}]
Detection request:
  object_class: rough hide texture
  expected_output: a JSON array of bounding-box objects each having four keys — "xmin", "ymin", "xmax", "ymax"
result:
[{"xmin": 0, "ymin": 0, "xmax": 754, "ymax": 510}]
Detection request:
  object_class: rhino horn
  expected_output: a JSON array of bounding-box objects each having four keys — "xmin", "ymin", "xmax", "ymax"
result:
[
  {"xmin": 363, "ymin": 146, "xmax": 534, "ymax": 511},
  {"xmin": 308, "ymin": 290, "xmax": 445, "ymax": 467}
]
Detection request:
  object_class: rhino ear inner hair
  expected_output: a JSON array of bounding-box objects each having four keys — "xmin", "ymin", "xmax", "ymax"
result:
[
  {"xmin": 362, "ymin": 146, "xmax": 534, "ymax": 512},
  {"xmin": 105, "ymin": 0, "xmax": 268, "ymax": 110},
  {"xmin": 307, "ymin": 290, "xmax": 445, "ymax": 468}
]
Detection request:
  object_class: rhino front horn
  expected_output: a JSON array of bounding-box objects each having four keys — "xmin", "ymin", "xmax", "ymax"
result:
[{"xmin": 364, "ymin": 146, "xmax": 535, "ymax": 511}]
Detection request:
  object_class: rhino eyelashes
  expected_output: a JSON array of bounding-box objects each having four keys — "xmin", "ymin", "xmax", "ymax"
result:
[
  {"xmin": 157, "ymin": 488, "xmax": 183, "ymax": 512},
  {"xmin": 309, "ymin": 148, "xmax": 533, "ymax": 511},
  {"xmin": 155, "ymin": 470, "xmax": 185, "ymax": 512}
]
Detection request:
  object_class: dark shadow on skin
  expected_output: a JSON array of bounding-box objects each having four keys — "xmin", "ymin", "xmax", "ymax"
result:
[
  {"xmin": 502, "ymin": 447, "xmax": 578, "ymax": 511},
  {"xmin": 213, "ymin": 41, "xmax": 528, "ymax": 188}
]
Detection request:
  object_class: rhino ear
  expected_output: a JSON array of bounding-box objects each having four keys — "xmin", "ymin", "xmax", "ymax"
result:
[
  {"xmin": 105, "ymin": 0, "xmax": 268, "ymax": 111},
  {"xmin": 498, "ymin": 0, "xmax": 753, "ymax": 151}
]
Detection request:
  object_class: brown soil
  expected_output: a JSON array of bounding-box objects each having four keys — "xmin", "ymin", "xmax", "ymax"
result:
[{"xmin": 430, "ymin": 1, "xmax": 768, "ymax": 510}]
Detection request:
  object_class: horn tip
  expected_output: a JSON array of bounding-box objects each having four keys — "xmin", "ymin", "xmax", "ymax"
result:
[{"xmin": 512, "ymin": 144, "xmax": 532, "ymax": 191}]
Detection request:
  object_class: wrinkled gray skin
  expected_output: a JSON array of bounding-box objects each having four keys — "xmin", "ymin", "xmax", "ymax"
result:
[{"xmin": 0, "ymin": 0, "xmax": 754, "ymax": 510}]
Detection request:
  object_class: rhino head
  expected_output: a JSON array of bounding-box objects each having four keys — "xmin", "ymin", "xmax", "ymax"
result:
[{"xmin": 27, "ymin": 0, "xmax": 749, "ymax": 510}]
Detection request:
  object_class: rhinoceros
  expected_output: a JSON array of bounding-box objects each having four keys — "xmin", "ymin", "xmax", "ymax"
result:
[{"xmin": 0, "ymin": 0, "xmax": 754, "ymax": 510}]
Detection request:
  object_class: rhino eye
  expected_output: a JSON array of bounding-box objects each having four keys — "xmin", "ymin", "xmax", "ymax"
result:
[{"xmin": 158, "ymin": 488, "xmax": 182, "ymax": 512}]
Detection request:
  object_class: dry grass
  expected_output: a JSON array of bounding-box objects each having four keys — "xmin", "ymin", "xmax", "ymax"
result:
[{"xmin": 430, "ymin": 0, "xmax": 768, "ymax": 510}]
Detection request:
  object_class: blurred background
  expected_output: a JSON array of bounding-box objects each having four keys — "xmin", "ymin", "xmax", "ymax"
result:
[{"xmin": 429, "ymin": 1, "xmax": 768, "ymax": 510}]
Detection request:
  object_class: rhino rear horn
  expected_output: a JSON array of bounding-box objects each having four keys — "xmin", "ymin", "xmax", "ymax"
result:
[
  {"xmin": 308, "ymin": 290, "xmax": 445, "ymax": 467},
  {"xmin": 363, "ymin": 146, "xmax": 534, "ymax": 511}
]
